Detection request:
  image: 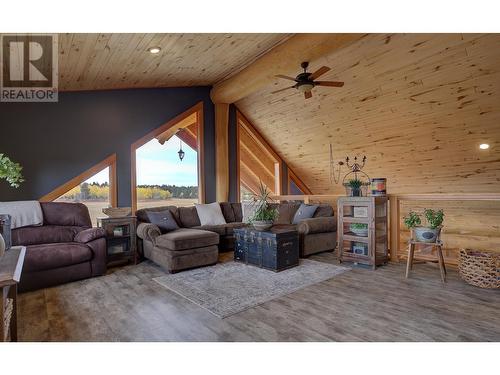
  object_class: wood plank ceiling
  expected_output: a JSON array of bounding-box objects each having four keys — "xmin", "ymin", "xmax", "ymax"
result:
[
  {"xmin": 58, "ymin": 33, "xmax": 291, "ymax": 91},
  {"xmin": 237, "ymin": 33, "xmax": 500, "ymax": 196},
  {"xmin": 236, "ymin": 33, "xmax": 500, "ymax": 258}
]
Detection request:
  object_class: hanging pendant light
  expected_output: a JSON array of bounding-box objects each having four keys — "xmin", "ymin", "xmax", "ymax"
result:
[{"xmin": 178, "ymin": 140, "xmax": 185, "ymax": 161}]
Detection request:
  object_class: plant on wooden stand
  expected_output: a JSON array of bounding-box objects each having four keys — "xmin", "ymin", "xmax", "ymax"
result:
[
  {"xmin": 249, "ymin": 181, "xmax": 278, "ymax": 231},
  {"xmin": 344, "ymin": 178, "xmax": 370, "ymax": 197},
  {"xmin": 403, "ymin": 209, "xmax": 444, "ymax": 243}
]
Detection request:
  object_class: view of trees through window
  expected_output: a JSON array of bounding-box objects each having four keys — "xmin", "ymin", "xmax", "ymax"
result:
[
  {"xmin": 55, "ymin": 167, "xmax": 110, "ymax": 226},
  {"xmin": 136, "ymin": 134, "xmax": 198, "ymax": 210}
]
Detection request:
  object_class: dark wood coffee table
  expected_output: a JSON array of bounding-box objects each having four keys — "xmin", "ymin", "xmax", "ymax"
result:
[
  {"xmin": 0, "ymin": 246, "xmax": 26, "ymax": 342},
  {"xmin": 233, "ymin": 227, "xmax": 299, "ymax": 272}
]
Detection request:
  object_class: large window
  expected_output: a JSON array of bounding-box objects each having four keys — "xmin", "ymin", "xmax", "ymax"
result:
[
  {"xmin": 55, "ymin": 167, "xmax": 111, "ymax": 226},
  {"xmin": 136, "ymin": 134, "xmax": 198, "ymax": 210}
]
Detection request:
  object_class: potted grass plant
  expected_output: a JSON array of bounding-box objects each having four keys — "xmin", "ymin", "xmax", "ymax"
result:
[
  {"xmin": 403, "ymin": 209, "xmax": 444, "ymax": 243},
  {"xmin": 249, "ymin": 181, "xmax": 278, "ymax": 231},
  {"xmin": 350, "ymin": 222, "xmax": 368, "ymax": 237},
  {"xmin": 344, "ymin": 178, "xmax": 370, "ymax": 197}
]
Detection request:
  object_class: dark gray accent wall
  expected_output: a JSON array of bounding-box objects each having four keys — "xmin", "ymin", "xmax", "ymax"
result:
[{"xmin": 0, "ymin": 87, "xmax": 215, "ymax": 205}]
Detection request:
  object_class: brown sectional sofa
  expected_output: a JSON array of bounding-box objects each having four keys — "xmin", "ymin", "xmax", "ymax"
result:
[
  {"xmin": 136, "ymin": 202, "xmax": 337, "ymax": 273},
  {"xmin": 12, "ymin": 202, "xmax": 107, "ymax": 292}
]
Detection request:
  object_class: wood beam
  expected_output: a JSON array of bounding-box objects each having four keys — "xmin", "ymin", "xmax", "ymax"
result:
[
  {"xmin": 156, "ymin": 112, "xmax": 197, "ymax": 145},
  {"xmin": 211, "ymin": 34, "xmax": 364, "ymax": 104},
  {"xmin": 215, "ymin": 103, "xmax": 230, "ymax": 202}
]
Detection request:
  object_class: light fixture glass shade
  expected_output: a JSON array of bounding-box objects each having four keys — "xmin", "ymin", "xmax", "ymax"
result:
[
  {"xmin": 479, "ymin": 143, "xmax": 490, "ymax": 150},
  {"xmin": 148, "ymin": 47, "xmax": 161, "ymax": 54},
  {"xmin": 178, "ymin": 140, "xmax": 185, "ymax": 161},
  {"xmin": 297, "ymin": 83, "xmax": 314, "ymax": 92}
]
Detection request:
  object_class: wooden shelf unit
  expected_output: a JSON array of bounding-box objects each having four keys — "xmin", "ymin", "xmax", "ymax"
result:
[
  {"xmin": 97, "ymin": 216, "xmax": 137, "ymax": 267},
  {"xmin": 337, "ymin": 196, "xmax": 389, "ymax": 269}
]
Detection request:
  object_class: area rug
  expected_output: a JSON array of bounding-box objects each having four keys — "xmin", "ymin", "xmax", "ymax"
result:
[{"xmin": 153, "ymin": 260, "xmax": 349, "ymax": 318}]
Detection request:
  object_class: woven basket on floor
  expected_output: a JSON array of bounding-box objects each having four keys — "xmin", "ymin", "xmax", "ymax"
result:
[
  {"xmin": 458, "ymin": 249, "xmax": 499, "ymax": 289},
  {"xmin": 3, "ymin": 298, "xmax": 13, "ymax": 341}
]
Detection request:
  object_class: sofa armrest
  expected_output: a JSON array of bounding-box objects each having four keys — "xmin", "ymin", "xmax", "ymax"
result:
[
  {"xmin": 297, "ymin": 217, "xmax": 336, "ymax": 235},
  {"xmin": 74, "ymin": 227, "xmax": 106, "ymax": 243},
  {"xmin": 137, "ymin": 222, "xmax": 161, "ymax": 243}
]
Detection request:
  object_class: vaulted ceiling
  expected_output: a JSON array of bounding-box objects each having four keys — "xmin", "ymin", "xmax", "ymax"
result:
[
  {"xmin": 236, "ymin": 33, "xmax": 500, "ymax": 195},
  {"xmin": 58, "ymin": 33, "xmax": 290, "ymax": 91}
]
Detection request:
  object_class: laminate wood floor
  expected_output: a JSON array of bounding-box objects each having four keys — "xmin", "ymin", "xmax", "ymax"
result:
[{"xmin": 17, "ymin": 253, "xmax": 500, "ymax": 342}]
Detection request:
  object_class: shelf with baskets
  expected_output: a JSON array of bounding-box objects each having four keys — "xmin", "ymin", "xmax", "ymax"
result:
[{"xmin": 337, "ymin": 196, "xmax": 389, "ymax": 269}]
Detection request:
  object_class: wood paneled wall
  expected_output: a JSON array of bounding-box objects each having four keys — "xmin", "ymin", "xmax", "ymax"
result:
[{"xmin": 237, "ymin": 34, "xmax": 500, "ymax": 256}]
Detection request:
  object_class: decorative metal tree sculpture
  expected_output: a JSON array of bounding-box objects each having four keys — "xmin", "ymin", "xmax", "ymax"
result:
[{"xmin": 342, "ymin": 155, "xmax": 371, "ymax": 196}]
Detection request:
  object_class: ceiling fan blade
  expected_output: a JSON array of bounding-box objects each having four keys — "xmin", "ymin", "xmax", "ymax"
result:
[
  {"xmin": 304, "ymin": 91, "xmax": 312, "ymax": 99},
  {"xmin": 309, "ymin": 66, "xmax": 331, "ymax": 80},
  {"xmin": 275, "ymin": 74, "xmax": 297, "ymax": 81},
  {"xmin": 271, "ymin": 86, "xmax": 295, "ymax": 94},
  {"xmin": 315, "ymin": 81, "xmax": 345, "ymax": 87}
]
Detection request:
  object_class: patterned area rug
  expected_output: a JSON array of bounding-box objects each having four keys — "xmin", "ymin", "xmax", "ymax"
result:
[{"xmin": 153, "ymin": 260, "xmax": 350, "ymax": 318}]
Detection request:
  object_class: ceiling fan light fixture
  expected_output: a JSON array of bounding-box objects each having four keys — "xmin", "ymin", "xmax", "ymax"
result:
[{"xmin": 297, "ymin": 82, "xmax": 314, "ymax": 93}]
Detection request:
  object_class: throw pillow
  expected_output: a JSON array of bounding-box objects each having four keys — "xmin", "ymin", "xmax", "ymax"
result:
[
  {"xmin": 147, "ymin": 210, "xmax": 179, "ymax": 233},
  {"xmin": 195, "ymin": 202, "xmax": 227, "ymax": 226},
  {"xmin": 292, "ymin": 203, "xmax": 319, "ymax": 224}
]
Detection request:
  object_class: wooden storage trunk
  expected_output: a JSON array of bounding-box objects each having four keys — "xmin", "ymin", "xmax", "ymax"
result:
[{"xmin": 234, "ymin": 227, "xmax": 299, "ymax": 272}]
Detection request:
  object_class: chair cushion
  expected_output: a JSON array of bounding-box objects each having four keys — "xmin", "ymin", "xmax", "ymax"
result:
[
  {"xmin": 136, "ymin": 205, "xmax": 180, "ymax": 224},
  {"xmin": 195, "ymin": 202, "xmax": 227, "ymax": 226},
  {"xmin": 12, "ymin": 225, "xmax": 83, "ymax": 246},
  {"xmin": 292, "ymin": 204, "xmax": 319, "ymax": 224},
  {"xmin": 24, "ymin": 242, "xmax": 93, "ymax": 272},
  {"xmin": 147, "ymin": 210, "xmax": 180, "ymax": 233},
  {"xmin": 155, "ymin": 228, "xmax": 219, "ymax": 251},
  {"xmin": 40, "ymin": 202, "xmax": 92, "ymax": 227}
]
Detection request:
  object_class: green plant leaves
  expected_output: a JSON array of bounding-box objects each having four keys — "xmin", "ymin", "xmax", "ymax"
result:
[{"xmin": 0, "ymin": 153, "xmax": 24, "ymax": 188}]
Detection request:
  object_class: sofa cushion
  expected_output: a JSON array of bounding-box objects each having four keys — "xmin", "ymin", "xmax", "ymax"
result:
[
  {"xmin": 147, "ymin": 210, "xmax": 179, "ymax": 233},
  {"xmin": 313, "ymin": 204, "xmax": 334, "ymax": 218},
  {"xmin": 40, "ymin": 202, "xmax": 92, "ymax": 227},
  {"xmin": 192, "ymin": 225, "xmax": 226, "ymax": 236},
  {"xmin": 297, "ymin": 217, "xmax": 337, "ymax": 235},
  {"xmin": 136, "ymin": 205, "xmax": 180, "ymax": 224},
  {"xmin": 177, "ymin": 206, "xmax": 201, "ymax": 228},
  {"xmin": 74, "ymin": 227, "xmax": 106, "ymax": 243},
  {"xmin": 23, "ymin": 242, "xmax": 93, "ymax": 272},
  {"xmin": 231, "ymin": 203, "xmax": 243, "ymax": 222},
  {"xmin": 292, "ymin": 204, "xmax": 318, "ymax": 224},
  {"xmin": 195, "ymin": 202, "xmax": 227, "ymax": 226},
  {"xmin": 223, "ymin": 222, "xmax": 248, "ymax": 236},
  {"xmin": 220, "ymin": 202, "xmax": 236, "ymax": 223},
  {"xmin": 155, "ymin": 228, "xmax": 219, "ymax": 251},
  {"xmin": 12, "ymin": 225, "xmax": 84, "ymax": 246},
  {"xmin": 270, "ymin": 203, "xmax": 301, "ymax": 224}
]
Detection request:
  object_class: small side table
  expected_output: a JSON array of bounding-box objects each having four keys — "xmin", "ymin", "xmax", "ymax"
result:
[
  {"xmin": 0, "ymin": 246, "xmax": 26, "ymax": 342},
  {"xmin": 406, "ymin": 239, "xmax": 446, "ymax": 282},
  {"xmin": 97, "ymin": 216, "xmax": 137, "ymax": 267}
]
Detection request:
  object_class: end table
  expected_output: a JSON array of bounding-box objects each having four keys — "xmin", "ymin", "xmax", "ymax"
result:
[
  {"xmin": 97, "ymin": 216, "xmax": 137, "ymax": 267},
  {"xmin": 1, "ymin": 246, "xmax": 26, "ymax": 342}
]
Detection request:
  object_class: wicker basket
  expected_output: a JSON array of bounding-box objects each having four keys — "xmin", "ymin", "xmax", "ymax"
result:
[
  {"xmin": 102, "ymin": 207, "xmax": 132, "ymax": 217},
  {"xmin": 458, "ymin": 249, "xmax": 499, "ymax": 289},
  {"xmin": 3, "ymin": 298, "xmax": 13, "ymax": 341}
]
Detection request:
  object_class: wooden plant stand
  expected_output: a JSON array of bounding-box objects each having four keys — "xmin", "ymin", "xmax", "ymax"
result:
[{"xmin": 406, "ymin": 239, "xmax": 446, "ymax": 282}]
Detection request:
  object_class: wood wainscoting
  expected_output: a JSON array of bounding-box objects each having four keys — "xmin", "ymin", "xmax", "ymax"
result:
[{"xmin": 272, "ymin": 193, "xmax": 500, "ymax": 266}]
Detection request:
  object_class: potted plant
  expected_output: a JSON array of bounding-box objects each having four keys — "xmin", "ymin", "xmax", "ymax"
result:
[
  {"xmin": 0, "ymin": 153, "xmax": 24, "ymax": 258},
  {"xmin": 249, "ymin": 181, "xmax": 278, "ymax": 231},
  {"xmin": 344, "ymin": 178, "xmax": 370, "ymax": 197},
  {"xmin": 403, "ymin": 209, "xmax": 444, "ymax": 243},
  {"xmin": 350, "ymin": 223, "xmax": 368, "ymax": 237}
]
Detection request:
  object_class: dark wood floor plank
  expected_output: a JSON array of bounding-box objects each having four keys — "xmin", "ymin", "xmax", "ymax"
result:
[{"xmin": 17, "ymin": 252, "xmax": 500, "ymax": 342}]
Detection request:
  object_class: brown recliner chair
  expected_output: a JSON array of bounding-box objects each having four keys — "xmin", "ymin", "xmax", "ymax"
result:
[{"xmin": 11, "ymin": 202, "xmax": 107, "ymax": 292}]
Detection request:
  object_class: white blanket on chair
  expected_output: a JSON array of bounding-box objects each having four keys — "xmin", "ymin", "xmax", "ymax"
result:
[{"xmin": 0, "ymin": 200, "xmax": 43, "ymax": 229}]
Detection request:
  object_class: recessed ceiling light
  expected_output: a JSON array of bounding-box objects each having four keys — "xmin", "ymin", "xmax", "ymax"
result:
[
  {"xmin": 479, "ymin": 143, "xmax": 490, "ymax": 150},
  {"xmin": 148, "ymin": 47, "xmax": 161, "ymax": 54}
]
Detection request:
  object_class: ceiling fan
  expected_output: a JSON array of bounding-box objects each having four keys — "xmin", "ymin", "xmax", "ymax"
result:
[{"xmin": 272, "ymin": 62, "xmax": 344, "ymax": 99}]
